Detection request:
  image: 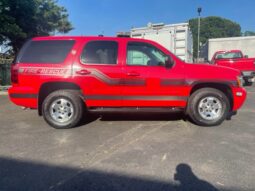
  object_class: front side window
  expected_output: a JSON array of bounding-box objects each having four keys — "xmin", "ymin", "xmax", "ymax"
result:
[
  {"xmin": 127, "ymin": 42, "xmax": 168, "ymax": 66},
  {"xmin": 81, "ymin": 41, "xmax": 118, "ymax": 64},
  {"xmin": 18, "ymin": 40, "xmax": 75, "ymax": 64}
]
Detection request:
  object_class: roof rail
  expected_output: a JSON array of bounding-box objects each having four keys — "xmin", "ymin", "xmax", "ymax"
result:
[{"xmin": 116, "ymin": 32, "xmax": 130, "ymax": 37}]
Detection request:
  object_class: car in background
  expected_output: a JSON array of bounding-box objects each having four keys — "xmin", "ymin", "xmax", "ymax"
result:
[{"xmin": 211, "ymin": 50, "xmax": 255, "ymax": 86}]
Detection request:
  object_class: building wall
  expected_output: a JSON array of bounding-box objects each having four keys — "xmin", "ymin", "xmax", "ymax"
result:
[{"xmin": 130, "ymin": 23, "xmax": 193, "ymax": 63}]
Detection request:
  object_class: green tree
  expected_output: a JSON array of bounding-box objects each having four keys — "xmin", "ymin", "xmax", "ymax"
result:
[
  {"xmin": 0, "ymin": 0, "xmax": 73, "ymax": 54},
  {"xmin": 189, "ymin": 16, "xmax": 241, "ymax": 58}
]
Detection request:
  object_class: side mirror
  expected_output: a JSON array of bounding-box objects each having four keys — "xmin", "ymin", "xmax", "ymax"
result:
[
  {"xmin": 165, "ymin": 56, "xmax": 174, "ymax": 69},
  {"xmin": 244, "ymin": 55, "xmax": 248, "ymax": 58}
]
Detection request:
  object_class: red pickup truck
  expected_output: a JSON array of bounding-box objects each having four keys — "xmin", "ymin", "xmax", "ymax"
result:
[
  {"xmin": 211, "ymin": 50, "xmax": 255, "ymax": 86},
  {"xmin": 9, "ymin": 36, "xmax": 246, "ymax": 129}
]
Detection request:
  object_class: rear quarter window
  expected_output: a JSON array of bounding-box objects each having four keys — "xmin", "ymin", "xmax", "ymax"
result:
[{"xmin": 17, "ymin": 40, "xmax": 75, "ymax": 64}]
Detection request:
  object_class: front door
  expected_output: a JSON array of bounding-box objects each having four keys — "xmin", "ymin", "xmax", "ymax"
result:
[{"xmin": 122, "ymin": 41, "xmax": 187, "ymax": 107}]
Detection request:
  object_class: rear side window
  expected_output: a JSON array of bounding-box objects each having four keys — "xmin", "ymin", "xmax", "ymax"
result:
[
  {"xmin": 17, "ymin": 40, "xmax": 75, "ymax": 64},
  {"xmin": 81, "ymin": 41, "xmax": 118, "ymax": 64}
]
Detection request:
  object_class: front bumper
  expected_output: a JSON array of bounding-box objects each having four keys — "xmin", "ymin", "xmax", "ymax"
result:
[
  {"xmin": 241, "ymin": 71, "xmax": 255, "ymax": 84},
  {"xmin": 242, "ymin": 71, "xmax": 255, "ymax": 77},
  {"xmin": 232, "ymin": 87, "xmax": 247, "ymax": 111},
  {"xmin": 242, "ymin": 71, "xmax": 255, "ymax": 79}
]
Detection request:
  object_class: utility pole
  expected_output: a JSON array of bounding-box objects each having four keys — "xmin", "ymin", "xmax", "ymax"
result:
[{"xmin": 197, "ymin": 7, "xmax": 202, "ymax": 62}]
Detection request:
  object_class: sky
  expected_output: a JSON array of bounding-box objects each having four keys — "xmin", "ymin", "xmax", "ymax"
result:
[
  {"xmin": 1, "ymin": 0, "xmax": 254, "ymax": 53},
  {"xmin": 58, "ymin": 0, "xmax": 255, "ymax": 36}
]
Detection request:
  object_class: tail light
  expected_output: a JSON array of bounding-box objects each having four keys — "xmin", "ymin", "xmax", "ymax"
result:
[{"xmin": 11, "ymin": 65, "xmax": 19, "ymax": 84}]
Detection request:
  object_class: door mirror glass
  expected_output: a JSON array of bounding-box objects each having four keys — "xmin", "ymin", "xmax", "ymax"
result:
[{"xmin": 244, "ymin": 55, "xmax": 248, "ymax": 58}]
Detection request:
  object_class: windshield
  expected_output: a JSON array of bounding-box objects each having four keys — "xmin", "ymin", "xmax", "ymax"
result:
[{"xmin": 215, "ymin": 52, "xmax": 243, "ymax": 60}]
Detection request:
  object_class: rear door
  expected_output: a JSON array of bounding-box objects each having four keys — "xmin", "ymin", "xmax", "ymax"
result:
[
  {"xmin": 122, "ymin": 40, "xmax": 187, "ymax": 107},
  {"xmin": 73, "ymin": 39, "xmax": 124, "ymax": 107}
]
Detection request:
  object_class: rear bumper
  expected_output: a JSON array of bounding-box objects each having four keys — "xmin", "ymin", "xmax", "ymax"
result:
[
  {"xmin": 8, "ymin": 86, "xmax": 38, "ymax": 109},
  {"xmin": 232, "ymin": 87, "xmax": 247, "ymax": 111}
]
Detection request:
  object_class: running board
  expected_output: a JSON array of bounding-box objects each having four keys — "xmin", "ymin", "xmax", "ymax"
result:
[{"xmin": 88, "ymin": 107, "xmax": 184, "ymax": 113}]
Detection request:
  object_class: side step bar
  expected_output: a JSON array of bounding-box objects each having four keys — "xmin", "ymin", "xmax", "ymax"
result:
[{"xmin": 88, "ymin": 107, "xmax": 184, "ymax": 113}]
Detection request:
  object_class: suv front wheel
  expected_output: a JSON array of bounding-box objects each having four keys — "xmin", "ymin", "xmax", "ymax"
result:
[
  {"xmin": 42, "ymin": 90, "xmax": 84, "ymax": 129},
  {"xmin": 187, "ymin": 88, "xmax": 230, "ymax": 126}
]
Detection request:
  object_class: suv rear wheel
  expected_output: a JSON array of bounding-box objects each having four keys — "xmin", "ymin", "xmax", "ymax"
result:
[
  {"xmin": 187, "ymin": 88, "xmax": 230, "ymax": 126},
  {"xmin": 42, "ymin": 90, "xmax": 84, "ymax": 129}
]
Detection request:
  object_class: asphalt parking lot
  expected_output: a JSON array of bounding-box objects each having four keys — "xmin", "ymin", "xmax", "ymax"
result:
[{"xmin": 0, "ymin": 86, "xmax": 254, "ymax": 191}]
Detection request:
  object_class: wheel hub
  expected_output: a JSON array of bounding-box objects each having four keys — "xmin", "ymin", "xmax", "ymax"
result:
[
  {"xmin": 198, "ymin": 96, "xmax": 223, "ymax": 121},
  {"xmin": 50, "ymin": 98, "xmax": 74, "ymax": 123}
]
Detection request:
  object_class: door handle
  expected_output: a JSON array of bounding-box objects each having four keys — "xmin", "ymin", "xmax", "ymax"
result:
[
  {"xmin": 127, "ymin": 72, "xmax": 140, "ymax": 77},
  {"xmin": 76, "ymin": 69, "xmax": 91, "ymax": 75}
]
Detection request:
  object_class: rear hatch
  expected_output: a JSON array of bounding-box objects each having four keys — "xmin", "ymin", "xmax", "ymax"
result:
[{"xmin": 11, "ymin": 39, "xmax": 75, "ymax": 85}]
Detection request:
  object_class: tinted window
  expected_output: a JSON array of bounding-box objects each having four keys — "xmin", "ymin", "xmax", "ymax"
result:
[
  {"xmin": 81, "ymin": 41, "xmax": 118, "ymax": 64},
  {"xmin": 18, "ymin": 40, "xmax": 75, "ymax": 64},
  {"xmin": 127, "ymin": 42, "xmax": 168, "ymax": 66}
]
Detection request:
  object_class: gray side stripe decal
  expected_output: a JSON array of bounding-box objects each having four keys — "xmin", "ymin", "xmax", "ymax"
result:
[
  {"xmin": 186, "ymin": 80, "xmax": 238, "ymax": 87},
  {"xmin": 84, "ymin": 95, "xmax": 187, "ymax": 101},
  {"xmin": 75, "ymin": 68, "xmax": 146, "ymax": 86},
  {"xmin": 161, "ymin": 79, "xmax": 238, "ymax": 87},
  {"xmin": 120, "ymin": 80, "xmax": 145, "ymax": 86},
  {"xmin": 160, "ymin": 79, "xmax": 187, "ymax": 86},
  {"xmin": 10, "ymin": 94, "xmax": 38, "ymax": 99}
]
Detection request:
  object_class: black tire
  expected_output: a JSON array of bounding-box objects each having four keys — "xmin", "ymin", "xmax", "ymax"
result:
[
  {"xmin": 187, "ymin": 88, "xmax": 230, "ymax": 127},
  {"xmin": 42, "ymin": 90, "xmax": 84, "ymax": 129}
]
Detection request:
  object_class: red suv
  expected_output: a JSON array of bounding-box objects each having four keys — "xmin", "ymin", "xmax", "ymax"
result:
[{"xmin": 9, "ymin": 36, "xmax": 247, "ymax": 129}]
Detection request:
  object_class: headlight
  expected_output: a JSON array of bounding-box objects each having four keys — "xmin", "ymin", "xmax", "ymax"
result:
[{"xmin": 237, "ymin": 76, "xmax": 244, "ymax": 87}]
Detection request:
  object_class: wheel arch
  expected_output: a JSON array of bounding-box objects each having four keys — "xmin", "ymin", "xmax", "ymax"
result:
[
  {"xmin": 38, "ymin": 82, "xmax": 83, "ymax": 116},
  {"xmin": 189, "ymin": 82, "xmax": 233, "ymax": 111}
]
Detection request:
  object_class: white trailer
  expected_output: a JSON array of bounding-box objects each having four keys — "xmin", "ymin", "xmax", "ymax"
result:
[
  {"xmin": 130, "ymin": 22, "xmax": 193, "ymax": 63},
  {"xmin": 208, "ymin": 36, "xmax": 255, "ymax": 60}
]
